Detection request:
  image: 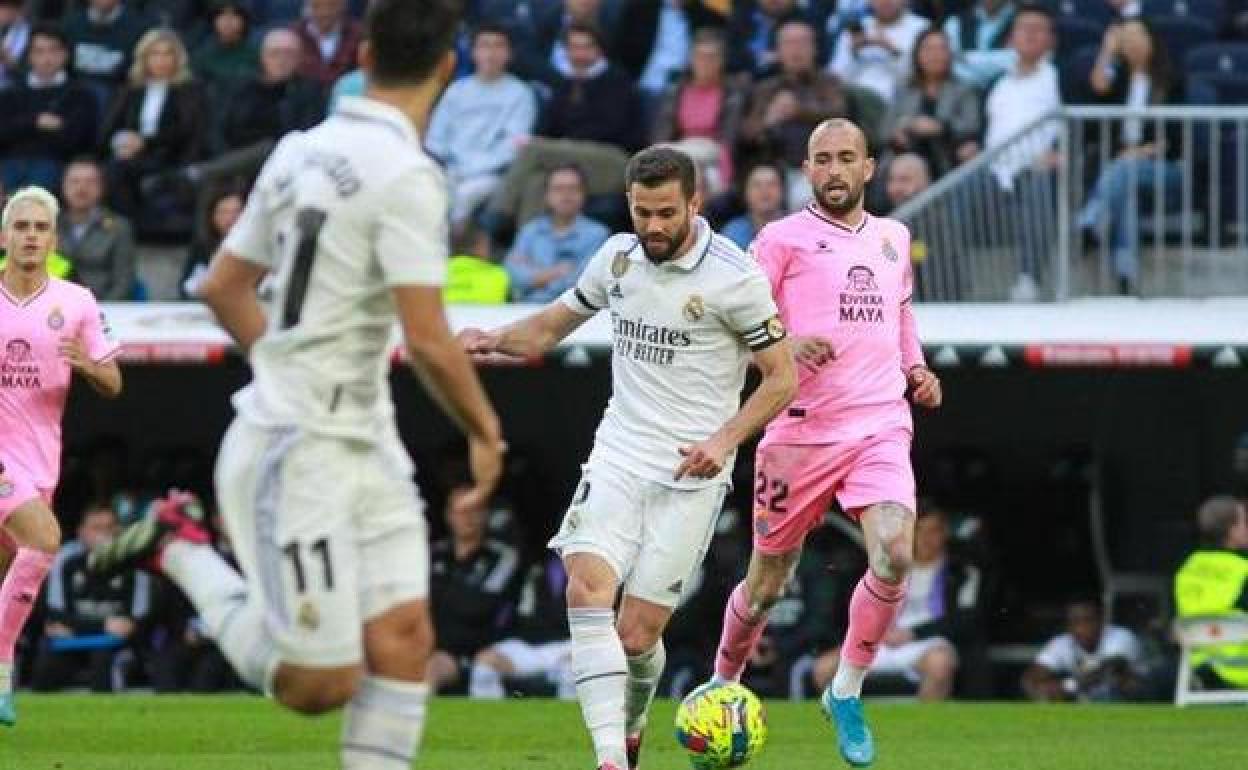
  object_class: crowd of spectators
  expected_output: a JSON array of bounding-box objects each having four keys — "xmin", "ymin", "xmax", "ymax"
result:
[{"xmin": 0, "ymin": 0, "xmax": 1242, "ymax": 301}]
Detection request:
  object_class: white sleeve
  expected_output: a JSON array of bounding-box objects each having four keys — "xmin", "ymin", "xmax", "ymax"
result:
[
  {"xmin": 376, "ymin": 166, "xmax": 449, "ymax": 287},
  {"xmin": 222, "ymin": 136, "xmax": 296, "ymax": 267},
  {"xmin": 1104, "ymin": 628, "xmax": 1143, "ymax": 665},
  {"xmin": 223, "ymin": 170, "xmax": 275, "ymax": 267},
  {"xmin": 722, "ymin": 267, "xmax": 784, "ymax": 351},
  {"xmin": 559, "ymin": 236, "xmax": 621, "ymax": 316},
  {"xmin": 1034, "ymin": 635, "xmax": 1070, "ymax": 672}
]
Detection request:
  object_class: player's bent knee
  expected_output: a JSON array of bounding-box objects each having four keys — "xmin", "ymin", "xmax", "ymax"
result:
[
  {"xmin": 364, "ymin": 600, "xmax": 434, "ymax": 680},
  {"xmin": 7, "ymin": 502, "xmax": 62, "ymax": 554},
  {"xmin": 619, "ymin": 625, "xmax": 662, "ymax": 657},
  {"xmin": 924, "ymin": 645, "xmax": 958, "ymax": 677},
  {"xmin": 274, "ymin": 665, "xmax": 361, "ymax": 715},
  {"xmin": 565, "ymin": 573, "xmax": 614, "ymax": 608}
]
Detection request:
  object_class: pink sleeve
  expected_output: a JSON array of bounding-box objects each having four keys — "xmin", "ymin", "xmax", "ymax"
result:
[
  {"xmin": 80, "ymin": 292, "xmax": 121, "ymax": 363},
  {"xmin": 899, "ymin": 230, "xmax": 925, "ymax": 371},
  {"xmin": 749, "ymin": 226, "xmax": 789, "ymax": 293}
]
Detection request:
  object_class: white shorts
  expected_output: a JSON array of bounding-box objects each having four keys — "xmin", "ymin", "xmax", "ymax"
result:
[
  {"xmin": 492, "ymin": 639, "xmax": 572, "ymax": 677},
  {"xmin": 871, "ymin": 636, "xmax": 957, "ymax": 683},
  {"xmin": 547, "ymin": 459, "xmax": 727, "ymax": 608},
  {"xmin": 214, "ymin": 418, "xmax": 430, "ymax": 668}
]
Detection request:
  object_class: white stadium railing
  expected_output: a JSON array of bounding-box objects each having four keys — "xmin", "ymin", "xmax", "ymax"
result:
[{"xmin": 892, "ymin": 107, "xmax": 1248, "ymax": 301}]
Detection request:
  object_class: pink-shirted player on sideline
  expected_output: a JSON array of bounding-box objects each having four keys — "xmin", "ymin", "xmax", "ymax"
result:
[
  {"xmin": 701, "ymin": 119, "xmax": 942, "ymax": 768},
  {"xmin": 0, "ymin": 186, "xmax": 123, "ymax": 726}
]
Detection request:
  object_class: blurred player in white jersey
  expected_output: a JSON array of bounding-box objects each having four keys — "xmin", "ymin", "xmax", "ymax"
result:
[
  {"xmin": 460, "ymin": 146, "xmax": 798, "ymax": 770},
  {"xmin": 88, "ymin": 2, "xmax": 505, "ymax": 767}
]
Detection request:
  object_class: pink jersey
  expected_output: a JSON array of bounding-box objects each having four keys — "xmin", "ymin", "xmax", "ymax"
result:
[
  {"xmin": 753, "ymin": 206, "xmax": 924, "ymax": 445},
  {"xmin": 0, "ymin": 278, "xmax": 119, "ymax": 491}
]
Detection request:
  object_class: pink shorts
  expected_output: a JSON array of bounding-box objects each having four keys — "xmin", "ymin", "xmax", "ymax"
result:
[
  {"xmin": 0, "ymin": 460, "xmax": 46, "ymax": 523},
  {"xmin": 752, "ymin": 427, "xmax": 916, "ymax": 554}
]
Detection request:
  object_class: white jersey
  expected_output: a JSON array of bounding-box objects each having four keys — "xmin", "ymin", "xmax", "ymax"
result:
[
  {"xmin": 223, "ymin": 96, "xmax": 448, "ymax": 447},
  {"xmin": 1035, "ymin": 625, "xmax": 1146, "ymax": 675},
  {"xmin": 561, "ymin": 217, "xmax": 785, "ymax": 489}
]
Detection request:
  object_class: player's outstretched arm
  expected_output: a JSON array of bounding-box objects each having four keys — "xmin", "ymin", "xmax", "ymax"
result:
[
  {"xmin": 675, "ymin": 339, "xmax": 798, "ymax": 481},
  {"xmin": 395, "ymin": 285, "xmax": 506, "ymax": 503},
  {"xmin": 200, "ymin": 250, "xmax": 270, "ymax": 355},
  {"xmin": 459, "ymin": 301, "xmax": 589, "ymax": 361}
]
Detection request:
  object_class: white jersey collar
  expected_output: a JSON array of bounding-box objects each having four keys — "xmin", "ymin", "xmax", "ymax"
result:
[
  {"xmin": 637, "ymin": 216, "xmax": 712, "ymax": 272},
  {"xmin": 335, "ymin": 96, "xmax": 420, "ymax": 147}
]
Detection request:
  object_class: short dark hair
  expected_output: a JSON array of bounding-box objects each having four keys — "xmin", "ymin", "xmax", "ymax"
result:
[
  {"xmin": 546, "ymin": 162, "xmax": 587, "ymax": 190},
  {"xmin": 366, "ymin": 0, "xmax": 462, "ymax": 88},
  {"xmin": 1012, "ymin": 2, "xmax": 1054, "ymax": 27},
  {"xmin": 563, "ymin": 20, "xmax": 606, "ymax": 51},
  {"xmin": 1197, "ymin": 495, "xmax": 1244, "ymax": 547},
  {"xmin": 30, "ymin": 22, "xmax": 69, "ymax": 50},
  {"xmin": 472, "ymin": 21, "xmax": 511, "ymax": 45},
  {"xmin": 626, "ymin": 146, "xmax": 697, "ymax": 200},
  {"xmin": 66, "ymin": 155, "xmax": 103, "ymax": 174}
]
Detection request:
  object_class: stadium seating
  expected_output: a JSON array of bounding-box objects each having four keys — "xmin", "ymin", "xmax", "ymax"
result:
[
  {"xmin": 1047, "ymin": 0, "xmax": 1118, "ymax": 25},
  {"xmin": 1055, "ymin": 17, "xmax": 1108, "ymax": 59},
  {"xmin": 1151, "ymin": 16, "xmax": 1220, "ymax": 72},
  {"xmin": 1060, "ymin": 45, "xmax": 1104, "ymax": 104},
  {"xmin": 1141, "ymin": 0, "xmax": 1228, "ymax": 25},
  {"xmin": 1185, "ymin": 42, "xmax": 1248, "ymax": 77},
  {"xmin": 1173, "ymin": 616, "xmax": 1248, "ymax": 706}
]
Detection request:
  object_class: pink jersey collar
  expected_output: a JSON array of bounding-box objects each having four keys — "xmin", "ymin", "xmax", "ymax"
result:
[
  {"xmin": 0, "ymin": 276, "xmax": 49, "ymax": 308},
  {"xmin": 804, "ymin": 204, "xmax": 870, "ymax": 235}
]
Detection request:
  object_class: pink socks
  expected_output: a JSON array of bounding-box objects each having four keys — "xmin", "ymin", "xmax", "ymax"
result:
[
  {"xmin": 0, "ymin": 548, "xmax": 54, "ymax": 663},
  {"xmin": 714, "ymin": 582, "xmax": 769, "ymax": 682},
  {"xmin": 841, "ymin": 570, "xmax": 906, "ymax": 668}
]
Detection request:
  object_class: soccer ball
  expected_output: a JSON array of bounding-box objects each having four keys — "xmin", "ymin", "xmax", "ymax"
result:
[{"xmin": 674, "ymin": 682, "xmax": 767, "ymax": 768}]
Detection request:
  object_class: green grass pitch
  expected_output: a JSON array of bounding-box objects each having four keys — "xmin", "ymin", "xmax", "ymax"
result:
[{"xmin": 1, "ymin": 696, "xmax": 1245, "ymax": 770}]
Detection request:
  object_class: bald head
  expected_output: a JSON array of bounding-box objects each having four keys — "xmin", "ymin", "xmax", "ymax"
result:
[
  {"xmin": 808, "ymin": 119, "xmax": 869, "ymax": 159},
  {"xmin": 1197, "ymin": 495, "xmax": 1248, "ymax": 548},
  {"xmin": 804, "ymin": 118, "xmax": 875, "ymax": 220}
]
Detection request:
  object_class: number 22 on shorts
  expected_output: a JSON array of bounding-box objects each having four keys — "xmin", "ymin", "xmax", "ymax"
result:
[{"xmin": 753, "ymin": 469, "xmax": 788, "ymax": 535}]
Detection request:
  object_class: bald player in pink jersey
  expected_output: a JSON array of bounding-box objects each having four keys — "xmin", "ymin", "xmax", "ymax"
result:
[
  {"xmin": 702, "ymin": 119, "xmax": 941, "ymax": 768},
  {"xmin": 0, "ymin": 186, "xmax": 123, "ymax": 726}
]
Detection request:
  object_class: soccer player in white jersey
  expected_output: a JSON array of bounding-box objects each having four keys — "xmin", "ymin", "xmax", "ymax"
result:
[
  {"xmin": 459, "ymin": 146, "xmax": 798, "ymax": 770},
  {"xmin": 87, "ymin": 2, "xmax": 505, "ymax": 768}
]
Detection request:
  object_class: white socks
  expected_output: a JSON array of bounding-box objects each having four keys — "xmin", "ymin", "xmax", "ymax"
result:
[
  {"xmin": 341, "ymin": 676, "xmax": 430, "ymax": 769},
  {"xmin": 831, "ymin": 662, "xmax": 869, "ymax": 700},
  {"xmin": 0, "ymin": 661, "xmax": 11, "ymax": 695},
  {"xmin": 625, "ymin": 640, "xmax": 665, "ymax": 736},
  {"xmin": 468, "ymin": 660, "xmax": 506, "ymax": 699},
  {"xmin": 568, "ymin": 607, "xmax": 628, "ymax": 768},
  {"xmin": 162, "ymin": 541, "xmax": 279, "ymax": 693}
]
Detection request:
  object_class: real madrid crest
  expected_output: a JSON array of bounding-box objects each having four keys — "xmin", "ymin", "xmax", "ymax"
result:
[
  {"xmin": 47, "ymin": 307, "xmax": 64, "ymax": 331},
  {"xmin": 683, "ymin": 294, "xmax": 705, "ymax": 322},
  {"xmin": 881, "ymin": 238, "xmax": 899, "ymax": 262},
  {"xmin": 297, "ymin": 600, "xmax": 320, "ymax": 630},
  {"xmin": 611, "ymin": 251, "xmax": 632, "ymax": 279}
]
